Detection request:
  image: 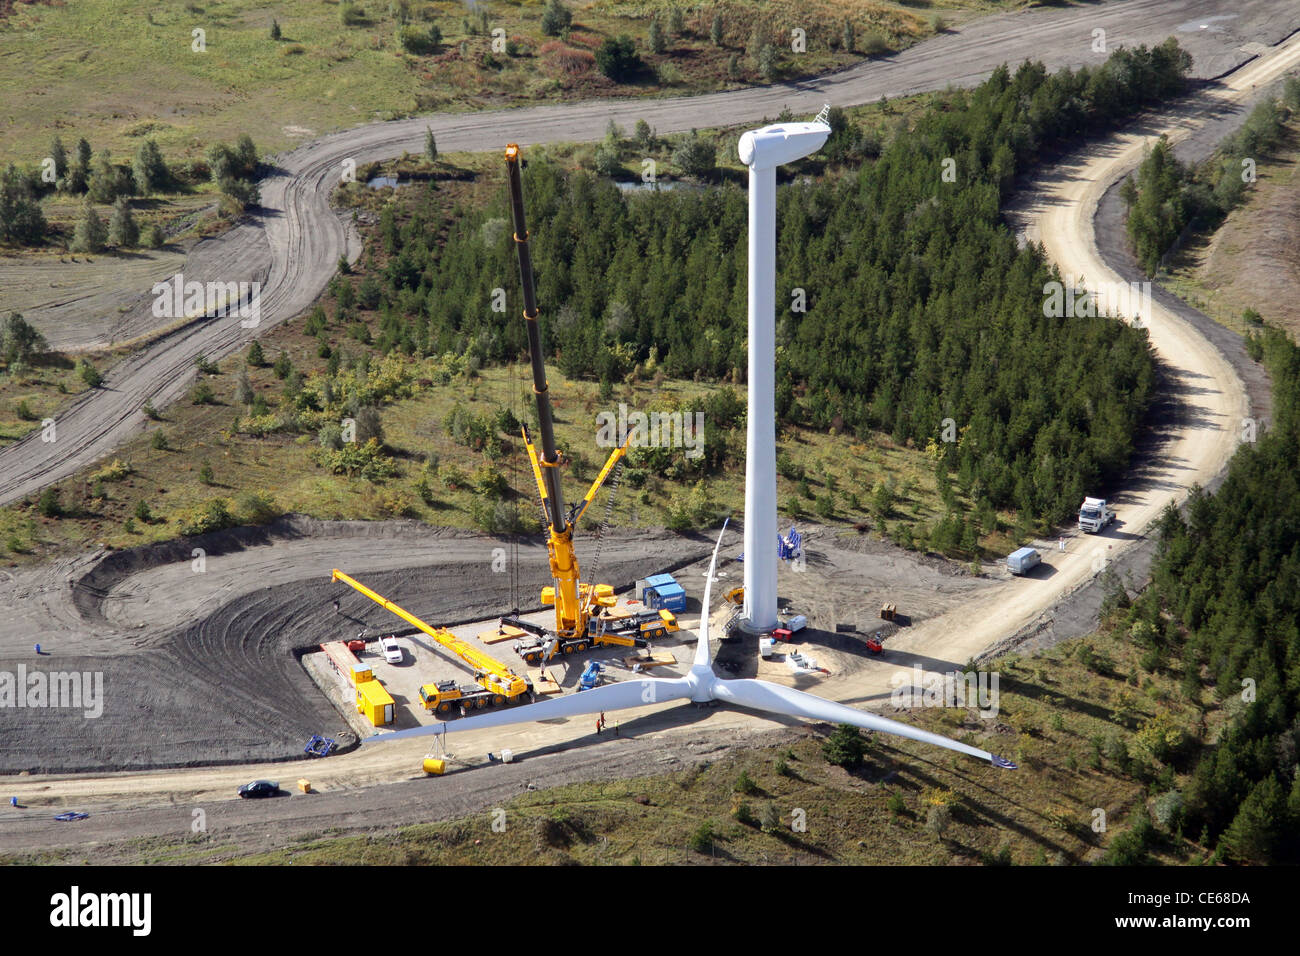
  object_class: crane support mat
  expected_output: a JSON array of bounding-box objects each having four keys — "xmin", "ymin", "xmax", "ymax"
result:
[
  {"xmin": 529, "ymin": 669, "xmax": 563, "ymax": 695},
  {"xmin": 624, "ymin": 651, "xmax": 678, "ymax": 668},
  {"xmin": 479, "ymin": 624, "xmax": 528, "ymax": 645}
]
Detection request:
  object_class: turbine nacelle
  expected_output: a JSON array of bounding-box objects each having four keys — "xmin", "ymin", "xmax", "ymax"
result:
[{"xmin": 738, "ymin": 120, "xmax": 831, "ymax": 170}]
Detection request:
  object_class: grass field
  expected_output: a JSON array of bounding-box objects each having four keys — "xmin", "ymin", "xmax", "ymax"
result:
[{"xmin": 0, "ymin": 0, "xmax": 1022, "ymax": 166}]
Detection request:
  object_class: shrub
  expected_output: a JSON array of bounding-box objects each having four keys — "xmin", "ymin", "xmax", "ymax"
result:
[
  {"xmin": 78, "ymin": 360, "xmax": 102, "ymax": 389},
  {"xmin": 270, "ymin": 18, "xmax": 281, "ymax": 40},
  {"xmin": 540, "ymin": 0, "xmax": 571, "ymax": 37},
  {"xmin": 150, "ymin": 430, "xmax": 168, "ymax": 450},
  {"xmin": 593, "ymin": 143, "xmax": 621, "ymax": 178},
  {"xmin": 734, "ymin": 770, "xmax": 758, "ymax": 795},
  {"xmin": 1, "ymin": 312, "xmax": 48, "ymax": 367},
  {"xmin": 822, "ymin": 723, "xmax": 869, "ymax": 769},
  {"xmin": 398, "ymin": 23, "xmax": 441, "ymax": 54},
  {"xmin": 688, "ymin": 821, "xmax": 714, "ymax": 853},
  {"xmin": 237, "ymin": 491, "xmax": 280, "ymax": 524},
  {"xmin": 198, "ymin": 460, "xmax": 214, "ymax": 484},
  {"xmin": 179, "ymin": 498, "xmax": 236, "ymax": 536},
  {"xmin": 71, "ymin": 200, "xmax": 107, "ymax": 253},
  {"xmin": 339, "ymin": 2, "xmax": 367, "ymax": 26},
  {"xmin": 648, "ymin": 19, "xmax": 665, "ymax": 54},
  {"xmin": 926, "ymin": 804, "xmax": 952, "ymax": 838},
  {"xmin": 595, "ymin": 34, "xmax": 639, "ymax": 81},
  {"xmin": 91, "ymin": 459, "xmax": 130, "ymax": 482},
  {"xmin": 672, "ymin": 135, "xmax": 716, "ymax": 178},
  {"xmin": 37, "ymin": 486, "xmax": 61, "ymax": 517},
  {"xmin": 107, "ymin": 197, "xmax": 139, "ymax": 248},
  {"xmin": 134, "ymin": 499, "xmax": 153, "ymax": 523}
]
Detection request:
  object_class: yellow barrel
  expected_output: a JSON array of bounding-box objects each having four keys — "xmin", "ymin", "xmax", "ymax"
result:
[{"xmin": 423, "ymin": 757, "xmax": 446, "ymax": 775}]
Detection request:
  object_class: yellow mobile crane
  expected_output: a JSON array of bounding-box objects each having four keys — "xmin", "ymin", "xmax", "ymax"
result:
[
  {"xmin": 501, "ymin": 144, "xmax": 678, "ymax": 666},
  {"xmin": 330, "ymin": 569, "xmax": 531, "ymax": 714}
]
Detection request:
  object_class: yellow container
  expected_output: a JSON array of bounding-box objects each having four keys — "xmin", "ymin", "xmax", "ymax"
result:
[
  {"xmin": 297, "ymin": 779, "xmax": 311, "ymax": 793},
  {"xmin": 356, "ymin": 678, "xmax": 396, "ymax": 726},
  {"xmin": 423, "ymin": 757, "xmax": 446, "ymax": 775}
]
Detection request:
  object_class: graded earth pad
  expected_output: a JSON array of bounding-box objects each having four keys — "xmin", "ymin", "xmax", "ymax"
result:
[{"xmin": 0, "ymin": 517, "xmax": 999, "ymax": 774}]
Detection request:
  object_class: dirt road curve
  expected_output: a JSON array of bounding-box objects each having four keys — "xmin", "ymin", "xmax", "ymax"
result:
[{"xmin": 1, "ymin": 1, "xmax": 1296, "ymax": 510}]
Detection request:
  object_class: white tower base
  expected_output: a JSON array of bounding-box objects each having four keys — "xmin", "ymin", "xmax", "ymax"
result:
[{"xmin": 736, "ymin": 114, "xmax": 830, "ymax": 635}]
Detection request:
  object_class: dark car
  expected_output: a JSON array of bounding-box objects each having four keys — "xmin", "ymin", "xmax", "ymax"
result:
[{"xmin": 237, "ymin": 780, "xmax": 281, "ymax": 799}]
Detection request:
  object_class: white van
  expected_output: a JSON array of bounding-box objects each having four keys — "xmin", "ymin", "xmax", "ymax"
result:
[{"xmin": 1007, "ymin": 547, "xmax": 1041, "ymax": 576}]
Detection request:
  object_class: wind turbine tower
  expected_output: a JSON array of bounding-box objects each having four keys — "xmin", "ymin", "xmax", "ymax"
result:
[{"xmin": 737, "ymin": 107, "xmax": 831, "ymax": 633}]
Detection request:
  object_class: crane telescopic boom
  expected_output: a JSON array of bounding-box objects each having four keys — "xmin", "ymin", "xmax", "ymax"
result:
[
  {"xmin": 502, "ymin": 144, "xmax": 679, "ymax": 655},
  {"xmin": 505, "ymin": 144, "xmax": 566, "ymax": 533}
]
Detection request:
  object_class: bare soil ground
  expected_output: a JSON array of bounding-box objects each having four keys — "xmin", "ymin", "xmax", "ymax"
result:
[{"xmin": 0, "ymin": 516, "xmax": 999, "ymax": 775}]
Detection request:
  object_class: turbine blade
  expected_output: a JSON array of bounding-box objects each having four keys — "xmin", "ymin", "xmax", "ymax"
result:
[
  {"xmin": 712, "ymin": 678, "xmax": 1016, "ymax": 768},
  {"xmin": 695, "ymin": 518, "xmax": 729, "ymax": 669},
  {"xmin": 371, "ymin": 676, "xmax": 695, "ymax": 742}
]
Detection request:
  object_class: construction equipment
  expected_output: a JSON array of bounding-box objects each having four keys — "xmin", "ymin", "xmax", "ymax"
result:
[
  {"xmin": 303, "ymin": 735, "xmax": 336, "ymax": 758},
  {"xmin": 331, "ymin": 569, "xmax": 531, "ymax": 715},
  {"xmin": 577, "ymin": 661, "xmax": 604, "ymax": 692},
  {"xmin": 503, "ymin": 142, "xmax": 679, "ymax": 657},
  {"xmin": 500, "ymin": 607, "xmax": 678, "ymax": 665},
  {"xmin": 725, "ymin": 586, "xmax": 744, "ymax": 606}
]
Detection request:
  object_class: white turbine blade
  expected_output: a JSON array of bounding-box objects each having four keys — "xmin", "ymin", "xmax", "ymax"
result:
[
  {"xmin": 712, "ymin": 678, "xmax": 1017, "ymax": 768},
  {"xmin": 695, "ymin": 518, "xmax": 730, "ymax": 669},
  {"xmin": 371, "ymin": 676, "xmax": 695, "ymax": 742}
]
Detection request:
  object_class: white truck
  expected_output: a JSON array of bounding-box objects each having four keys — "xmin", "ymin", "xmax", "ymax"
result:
[
  {"xmin": 379, "ymin": 635, "xmax": 404, "ymax": 664},
  {"xmin": 1077, "ymin": 497, "xmax": 1114, "ymax": 534}
]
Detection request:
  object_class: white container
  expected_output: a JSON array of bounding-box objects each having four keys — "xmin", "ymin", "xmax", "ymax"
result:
[{"xmin": 500, "ymin": 749, "xmax": 513, "ymax": 763}]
